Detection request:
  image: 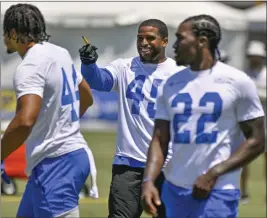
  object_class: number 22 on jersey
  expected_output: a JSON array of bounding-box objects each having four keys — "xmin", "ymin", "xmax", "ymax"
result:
[
  {"xmin": 126, "ymin": 75, "xmax": 163, "ymax": 118},
  {"xmin": 172, "ymin": 92, "xmax": 223, "ymax": 144},
  {"xmin": 61, "ymin": 64, "xmax": 80, "ymax": 122}
]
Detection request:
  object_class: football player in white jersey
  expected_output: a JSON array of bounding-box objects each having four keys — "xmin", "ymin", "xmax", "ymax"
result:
[
  {"xmin": 79, "ymin": 19, "xmax": 185, "ymax": 217},
  {"xmin": 141, "ymin": 15, "xmax": 266, "ymax": 218},
  {"xmin": 1, "ymin": 3, "xmax": 94, "ymax": 218}
]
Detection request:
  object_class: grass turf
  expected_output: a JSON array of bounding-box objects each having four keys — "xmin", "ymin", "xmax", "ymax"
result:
[{"xmin": 1, "ymin": 132, "xmax": 266, "ymax": 217}]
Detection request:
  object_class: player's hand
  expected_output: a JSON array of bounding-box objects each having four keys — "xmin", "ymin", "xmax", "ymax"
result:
[
  {"xmin": 141, "ymin": 180, "xmax": 161, "ymax": 217},
  {"xmin": 79, "ymin": 43, "xmax": 98, "ymax": 65},
  {"xmin": 89, "ymin": 185, "xmax": 99, "ymax": 199},
  {"xmin": 1, "ymin": 161, "xmax": 11, "ymax": 184},
  {"xmin": 192, "ymin": 170, "xmax": 218, "ymax": 199}
]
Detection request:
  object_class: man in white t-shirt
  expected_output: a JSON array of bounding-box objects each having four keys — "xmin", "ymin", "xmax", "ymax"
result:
[
  {"xmin": 1, "ymin": 3, "xmax": 95, "ymax": 217},
  {"xmin": 141, "ymin": 15, "xmax": 265, "ymax": 218},
  {"xmin": 79, "ymin": 19, "xmax": 185, "ymax": 217}
]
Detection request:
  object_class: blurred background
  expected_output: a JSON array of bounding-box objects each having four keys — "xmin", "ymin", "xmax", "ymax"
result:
[{"xmin": 1, "ymin": 1, "xmax": 266, "ymax": 217}]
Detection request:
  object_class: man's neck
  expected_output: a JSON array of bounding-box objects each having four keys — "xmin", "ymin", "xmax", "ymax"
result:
[
  {"xmin": 190, "ymin": 52, "xmax": 216, "ymax": 71},
  {"xmin": 17, "ymin": 41, "xmax": 37, "ymax": 58},
  {"xmin": 141, "ymin": 56, "xmax": 167, "ymax": 65}
]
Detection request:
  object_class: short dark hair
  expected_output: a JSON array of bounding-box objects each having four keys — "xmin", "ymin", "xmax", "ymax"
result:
[
  {"xmin": 3, "ymin": 3, "xmax": 50, "ymax": 43},
  {"xmin": 138, "ymin": 19, "xmax": 168, "ymax": 38},
  {"xmin": 182, "ymin": 14, "xmax": 221, "ymax": 59}
]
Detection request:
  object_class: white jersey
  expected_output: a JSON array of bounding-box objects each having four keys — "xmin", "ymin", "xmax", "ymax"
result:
[
  {"xmin": 105, "ymin": 57, "xmax": 185, "ymax": 163},
  {"xmin": 156, "ymin": 61, "xmax": 265, "ymax": 190},
  {"xmin": 13, "ymin": 42, "xmax": 88, "ymax": 176}
]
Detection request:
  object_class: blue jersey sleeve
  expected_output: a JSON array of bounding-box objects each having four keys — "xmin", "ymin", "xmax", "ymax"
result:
[{"xmin": 81, "ymin": 63, "xmax": 114, "ymax": 92}]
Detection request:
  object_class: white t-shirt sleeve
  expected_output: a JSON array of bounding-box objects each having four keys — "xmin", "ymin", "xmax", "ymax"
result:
[
  {"xmin": 236, "ymin": 75, "xmax": 265, "ymax": 122},
  {"xmin": 76, "ymin": 68, "xmax": 83, "ymax": 85},
  {"xmin": 14, "ymin": 60, "xmax": 46, "ymax": 100},
  {"xmin": 155, "ymin": 82, "xmax": 170, "ymax": 121},
  {"xmin": 104, "ymin": 59, "xmax": 123, "ymax": 91}
]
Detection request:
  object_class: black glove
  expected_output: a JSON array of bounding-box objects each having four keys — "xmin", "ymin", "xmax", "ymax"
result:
[{"xmin": 79, "ymin": 44, "xmax": 98, "ymax": 65}]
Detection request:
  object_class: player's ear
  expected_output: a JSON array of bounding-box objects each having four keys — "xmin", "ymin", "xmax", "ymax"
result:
[
  {"xmin": 10, "ymin": 29, "xmax": 17, "ymax": 41},
  {"xmin": 198, "ymin": 36, "xmax": 208, "ymax": 49},
  {"xmin": 162, "ymin": 37, "xmax": 168, "ymax": 48}
]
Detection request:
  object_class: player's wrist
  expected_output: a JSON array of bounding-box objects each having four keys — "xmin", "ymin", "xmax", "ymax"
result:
[
  {"xmin": 208, "ymin": 165, "xmax": 221, "ymax": 178},
  {"xmin": 142, "ymin": 177, "xmax": 154, "ymax": 184}
]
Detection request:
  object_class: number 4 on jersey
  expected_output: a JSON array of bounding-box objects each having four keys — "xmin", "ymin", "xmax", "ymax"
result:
[
  {"xmin": 61, "ymin": 65, "xmax": 80, "ymax": 122},
  {"xmin": 126, "ymin": 75, "xmax": 163, "ymax": 118}
]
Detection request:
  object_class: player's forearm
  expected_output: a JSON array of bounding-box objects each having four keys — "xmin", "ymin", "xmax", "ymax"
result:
[
  {"xmin": 1, "ymin": 115, "xmax": 33, "ymax": 160},
  {"xmin": 81, "ymin": 63, "xmax": 114, "ymax": 92},
  {"xmin": 79, "ymin": 79, "xmax": 94, "ymax": 118},
  {"xmin": 80, "ymin": 104, "xmax": 90, "ymax": 118},
  {"xmin": 144, "ymin": 132, "xmax": 169, "ymax": 182},
  {"xmin": 210, "ymin": 136, "xmax": 265, "ymax": 177},
  {"xmin": 210, "ymin": 117, "xmax": 265, "ymax": 177}
]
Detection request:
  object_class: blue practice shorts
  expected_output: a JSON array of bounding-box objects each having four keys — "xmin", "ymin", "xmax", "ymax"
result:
[
  {"xmin": 17, "ymin": 148, "xmax": 90, "ymax": 218},
  {"xmin": 162, "ymin": 180, "xmax": 240, "ymax": 218}
]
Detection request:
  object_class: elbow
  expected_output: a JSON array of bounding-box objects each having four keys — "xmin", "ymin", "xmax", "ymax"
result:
[
  {"xmin": 87, "ymin": 91, "xmax": 94, "ymax": 107},
  {"xmin": 18, "ymin": 116, "xmax": 36, "ymax": 130},
  {"xmin": 84, "ymin": 95, "xmax": 93, "ymax": 109},
  {"xmin": 258, "ymin": 140, "xmax": 266, "ymax": 154},
  {"xmin": 88, "ymin": 97, "xmax": 94, "ymax": 107},
  {"xmin": 249, "ymin": 136, "xmax": 266, "ymax": 154},
  {"xmin": 257, "ymin": 133, "xmax": 266, "ymax": 154}
]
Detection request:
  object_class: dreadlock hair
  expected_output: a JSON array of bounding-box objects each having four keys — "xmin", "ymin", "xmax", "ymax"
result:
[
  {"xmin": 182, "ymin": 14, "xmax": 221, "ymax": 60},
  {"xmin": 3, "ymin": 3, "xmax": 51, "ymax": 43},
  {"xmin": 139, "ymin": 19, "xmax": 168, "ymax": 38}
]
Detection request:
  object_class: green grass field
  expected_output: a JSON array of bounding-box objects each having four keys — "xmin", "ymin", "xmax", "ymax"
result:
[{"xmin": 1, "ymin": 132, "xmax": 266, "ymax": 217}]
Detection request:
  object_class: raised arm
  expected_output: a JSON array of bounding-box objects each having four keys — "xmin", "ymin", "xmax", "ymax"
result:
[
  {"xmin": 81, "ymin": 63, "xmax": 115, "ymax": 92},
  {"xmin": 79, "ymin": 43, "xmax": 119, "ymax": 92}
]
